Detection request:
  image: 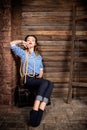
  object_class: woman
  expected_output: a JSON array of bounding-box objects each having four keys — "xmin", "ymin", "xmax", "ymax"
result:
[{"xmin": 10, "ymin": 35, "xmax": 53, "ymax": 127}]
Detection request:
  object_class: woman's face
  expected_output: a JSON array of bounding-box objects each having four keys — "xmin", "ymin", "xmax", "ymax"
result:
[{"xmin": 26, "ymin": 36, "xmax": 36, "ymax": 48}]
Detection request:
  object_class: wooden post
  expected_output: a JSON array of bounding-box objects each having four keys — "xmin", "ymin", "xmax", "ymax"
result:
[{"xmin": 67, "ymin": 4, "xmax": 76, "ymax": 103}]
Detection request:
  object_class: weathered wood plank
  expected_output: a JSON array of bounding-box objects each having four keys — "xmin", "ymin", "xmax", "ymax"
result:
[
  {"xmin": 52, "ymin": 88, "xmax": 87, "ymax": 97},
  {"xmin": 22, "ymin": 6, "xmax": 87, "ymax": 13},
  {"xmin": 44, "ymin": 68, "xmax": 69, "ymax": 72},
  {"xmin": 43, "ymin": 71, "xmax": 87, "ymax": 78},
  {"xmin": 22, "ymin": 0, "xmax": 73, "ymax": 6},
  {"xmin": 22, "ymin": 18, "xmax": 71, "ymax": 26},
  {"xmin": 41, "ymin": 51, "xmax": 70, "ymax": 56},
  {"xmin": 44, "ymin": 66, "xmax": 87, "ymax": 72},
  {"xmin": 53, "ymin": 87, "xmax": 68, "ymax": 92},
  {"xmin": 22, "ymin": 35, "xmax": 72, "ymax": 41},
  {"xmin": 22, "ymin": 30, "xmax": 87, "ymax": 36},
  {"xmin": 44, "ymin": 72, "xmax": 69, "ymax": 77},
  {"xmin": 22, "ymin": 25, "xmax": 87, "ymax": 31},
  {"xmin": 44, "ymin": 61, "xmax": 70, "ymax": 67},
  {"xmin": 22, "ymin": 6, "xmax": 71, "ymax": 12},
  {"xmin": 22, "ymin": 12, "xmax": 72, "ymax": 17},
  {"xmin": 39, "ymin": 45, "xmax": 71, "ymax": 52},
  {"xmin": 54, "ymin": 83, "xmax": 69, "ymax": 88},
  {"xmin": 38, "ymin": 39, "xmax": 70, "ymax": 46},
  {"xmin": 43, "ymin": 56, "xmax": 70, "ymax": 61},
  {"xmin": 22, "ymin": 30, "xmax": 72, "ymax": 35},
  {"xmin": 44, "ymin": 77, "xmax": 69, "ymax": 83},
  {"xmin": 21, "ymin": 25, "xmax": 71, "ymax": 31},
  {"xmin": 22, "ymin": 16, "xmax": 71, "ymax": 20},
  {"xmin": 45, "ymin": 77, "xmax": 87, "ymax": 84}
]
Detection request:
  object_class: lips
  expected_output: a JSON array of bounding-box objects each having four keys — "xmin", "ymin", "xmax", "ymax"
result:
[{"xmin": 29, "ymin": 42, "xmax": 32, "ymax": 44}]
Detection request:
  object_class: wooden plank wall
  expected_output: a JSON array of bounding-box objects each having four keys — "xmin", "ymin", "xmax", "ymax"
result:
[{"xmin": 21, "ymin": 0, "xmax": 87, "ymax": 97}]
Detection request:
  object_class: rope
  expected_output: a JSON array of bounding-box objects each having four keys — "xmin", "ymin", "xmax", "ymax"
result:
[{"xmin": 20, "ymin": 50, "xmax": 36, "ymax": 84}]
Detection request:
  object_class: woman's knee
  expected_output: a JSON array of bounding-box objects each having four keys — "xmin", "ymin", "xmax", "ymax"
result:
[
  {"xmin": 37, "ymin": 80, "xmax": 49, "ymax": 95},
  {"xmin": 40, "ymin": 79, "xmax": 49, "ymax": 89}
]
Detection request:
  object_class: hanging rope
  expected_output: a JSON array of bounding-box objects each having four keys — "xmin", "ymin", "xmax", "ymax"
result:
[{"xmin": 20, "ymin": 50, "xmax": 36, "ymax": 84}]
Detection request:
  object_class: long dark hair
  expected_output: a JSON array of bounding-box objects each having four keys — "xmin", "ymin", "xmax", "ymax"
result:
[{"xmin": 24, "ymin": 35, "xmax": 39, "ymax": 55}]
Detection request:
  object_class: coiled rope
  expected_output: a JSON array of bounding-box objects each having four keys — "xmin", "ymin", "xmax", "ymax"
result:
[{"xmin": 20, "ymin": 50, "xmax": 36, "ymax": 84}]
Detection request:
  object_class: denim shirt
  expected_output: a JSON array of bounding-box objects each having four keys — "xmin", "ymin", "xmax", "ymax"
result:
[{"xmin": 11, "ymin": 45, "xmax": 43, "ymax": 75}]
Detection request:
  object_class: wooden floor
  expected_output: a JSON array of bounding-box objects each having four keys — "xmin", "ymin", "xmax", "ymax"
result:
[{"xmin": 0, "ymin": 97, "xmax": 87, "ymax": 130}]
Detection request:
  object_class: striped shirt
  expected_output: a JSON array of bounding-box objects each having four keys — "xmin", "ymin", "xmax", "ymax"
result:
[{"xmin": 11, "ymin": 45, "xmax": 43, "ymax": 75}]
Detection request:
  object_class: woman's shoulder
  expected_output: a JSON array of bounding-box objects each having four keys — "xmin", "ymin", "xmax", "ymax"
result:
[{"xmin": 35, "ymin": 52, "xmax": 42, "ymax": 59}]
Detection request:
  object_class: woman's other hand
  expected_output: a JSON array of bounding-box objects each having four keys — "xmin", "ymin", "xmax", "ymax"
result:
[{"xmin": 36, "ymin": 69, "xmax": 43, "ymax": 78}]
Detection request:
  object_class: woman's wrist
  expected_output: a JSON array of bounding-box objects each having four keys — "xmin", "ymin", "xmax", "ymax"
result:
[
  {"xmin": 10, "ymin": 40, "xmax": 23, "ymax": 45},
  {"xmin": 21, "ymin": 40, "xmax": 24, "ymax": 44}
]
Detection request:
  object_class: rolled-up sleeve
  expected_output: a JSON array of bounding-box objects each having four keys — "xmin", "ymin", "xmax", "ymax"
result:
[{"xmin": 10, "ymin": 45, "xmax": 25, "ymax": 59}]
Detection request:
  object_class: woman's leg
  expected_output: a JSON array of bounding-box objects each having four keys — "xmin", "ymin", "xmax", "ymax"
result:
[
  {"xmin": 33, "ymin": 100, "xmax": 40, "ymax": 110},
  {"xmin": 35, "ymin": 81, "xmax": 54, "ymax": 126},
  {"xmin": 26, "ymin": 77, "xmax": 49, "ymax": 105},
  {"xmin": 39, "ymin": 102, "xmax": 46, "ymax": 110},
  {"xmin": 26, "ymin": 77, "xmax": 49, "ymax": 126},
  {"xmin": 42, "ymin": 81, "xmax": 54, "ymax": 104},
  {"xmin": 31, "ymin": 78, "xmax": 49, "ymax": 110},
  {"xmin": 35, "ymin": 80, "xmax": 53, "ymax": 110},
  {"xmin": 33, "ymin": 79, "xmax": 53, "ymax": 112},
  {"xmin": 26, "ymin": 77, "xmax": 53, "ymax": 126},
  {"xmin": 32, "ymin": 79, "xmax": 49, "ymax": 111}
]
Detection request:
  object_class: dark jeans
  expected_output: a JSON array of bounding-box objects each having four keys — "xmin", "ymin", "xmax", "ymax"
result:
[{"xmin": 25, "ymin": 76, "xmax": 54, "ymax": 104}]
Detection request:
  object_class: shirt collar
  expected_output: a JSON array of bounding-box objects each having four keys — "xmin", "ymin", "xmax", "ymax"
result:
[{"xmin": 30, "ymin": 52, "xmax": 36, "ymax": 57}]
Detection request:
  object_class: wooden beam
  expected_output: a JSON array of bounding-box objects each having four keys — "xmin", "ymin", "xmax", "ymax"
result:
[{"xmin": 75, "ymin": 15, "xmax": 87, "ymax": 21}]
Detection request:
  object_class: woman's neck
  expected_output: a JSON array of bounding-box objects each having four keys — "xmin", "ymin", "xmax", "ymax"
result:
[{"xmin": 28, "ymin": 47, "xmax": 34, "ymax": 54}]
